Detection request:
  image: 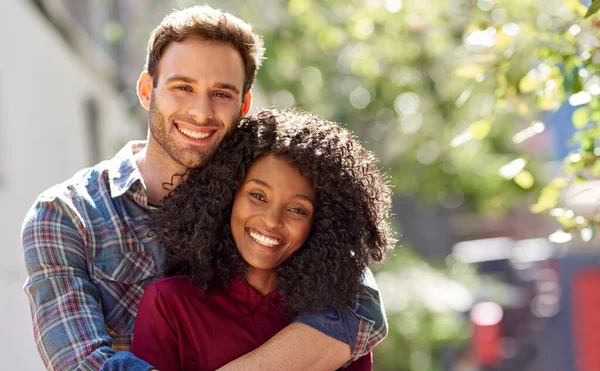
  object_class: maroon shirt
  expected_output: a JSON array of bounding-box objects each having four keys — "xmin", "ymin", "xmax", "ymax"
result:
[{"xmin": 132, "ymin": 276, "xmax": 372, "ymax": 371}]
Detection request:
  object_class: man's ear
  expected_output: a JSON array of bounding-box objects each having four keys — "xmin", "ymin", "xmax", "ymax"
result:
[
  {"xmin": 241, "ymin": 90, "xmax": 253, "ymax": 116},
  {"xmin": 137, "ymin": 71, "xmax": 153, "ymax": 111}
]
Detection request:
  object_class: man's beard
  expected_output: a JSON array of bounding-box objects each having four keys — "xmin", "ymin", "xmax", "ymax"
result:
[{"xmin": 148, "ymin": 96, "xmax": 241, "ymax": 169}]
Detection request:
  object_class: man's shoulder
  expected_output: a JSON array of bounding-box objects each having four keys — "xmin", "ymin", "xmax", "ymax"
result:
[
  {"xmin": 21, "ymin": 160, "xmax": 113, "ymax": 233},
  {"xmin": 36, "ymin": 159, "xmax": 113, "ymax": 206}
]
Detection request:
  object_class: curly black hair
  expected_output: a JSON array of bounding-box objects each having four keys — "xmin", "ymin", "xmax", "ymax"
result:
[{"xmin": 152, "ymin": 109, "xmax": 396, "ymax": 315}]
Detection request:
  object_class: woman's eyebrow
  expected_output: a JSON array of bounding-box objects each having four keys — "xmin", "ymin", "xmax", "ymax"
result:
[
  {"xmin": 247, "ymin": 178, "xmax": 315, "ymax": 206},
  {"xmin": 247, "ymin": 178, "xmax": 271, "ymax": 189},
  {"xmin": 293, "ymin": 194, "xmax": 315, "ymax": 206}
]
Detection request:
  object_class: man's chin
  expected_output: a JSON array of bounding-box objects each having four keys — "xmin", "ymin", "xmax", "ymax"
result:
[{"xmin": 174, "ymin": 151, "xmax": 212, "ymax": 169}]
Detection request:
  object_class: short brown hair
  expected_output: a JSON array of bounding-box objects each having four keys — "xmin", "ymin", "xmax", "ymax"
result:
[{"xmin": 145, "ymin": 5, "xmax": 265, "ymax": 95}]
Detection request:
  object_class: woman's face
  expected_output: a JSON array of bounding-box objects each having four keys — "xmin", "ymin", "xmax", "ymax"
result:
[{"xmin": 230, "ymin": 154, "xmax": 316, "ymax": 273}]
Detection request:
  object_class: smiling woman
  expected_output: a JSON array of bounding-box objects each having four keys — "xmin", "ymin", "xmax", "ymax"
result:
[
  {"xmin": 231, "ymin": 155, "xmax": 316, "ymax": 295},
  {"xmin": 131, "ymin": 109, "xmax": 396, "ymax": 371}
]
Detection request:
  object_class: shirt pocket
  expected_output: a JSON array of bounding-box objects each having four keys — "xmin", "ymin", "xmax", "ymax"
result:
[
  {"xmin": 92, "ymin": 251, "xmax": 158, "ymax": 336},
  {"xmin": 93, "ymin": 251, "xmax": 157, "ymax": 284}
]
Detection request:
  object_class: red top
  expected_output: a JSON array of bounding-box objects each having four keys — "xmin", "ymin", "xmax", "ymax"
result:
[{"xmin": 132, "ymin": 276, "xmax": 372, "ymax": 371}]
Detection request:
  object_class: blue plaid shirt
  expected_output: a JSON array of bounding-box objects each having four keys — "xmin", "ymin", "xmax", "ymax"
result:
[{"xmin": 22, "ymin": 141, "xmax": 387, "ymax": 371}]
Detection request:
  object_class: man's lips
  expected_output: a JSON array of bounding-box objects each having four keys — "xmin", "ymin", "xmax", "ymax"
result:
[{"xmin": 175, "ymin": 122, "xmax": 217, "ymax": 140}]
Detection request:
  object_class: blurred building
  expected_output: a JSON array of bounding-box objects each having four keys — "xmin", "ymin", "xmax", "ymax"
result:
[
  {"xmin": 451, "ymin": 237, "xmax": 600, "ymax": 371},
  {"xmin": 1, "ymin": 1, "xmax": 139, "ymax": 369}
]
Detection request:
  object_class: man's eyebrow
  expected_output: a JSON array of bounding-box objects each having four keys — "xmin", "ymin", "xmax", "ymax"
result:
[
  {"xmin": 247, "ymin": 179, "xmax": 315, "ymax": 206},
  {"xmin": 214, "ymin": 82, "xmax": 240, "ymax": 95},
  {"xmin": 165, "ymin": 75, "xmax": 197, "ymax": 84},
  {"xmin": 164, "ymin": 76, "xmax": 240, "ymax": 94}
]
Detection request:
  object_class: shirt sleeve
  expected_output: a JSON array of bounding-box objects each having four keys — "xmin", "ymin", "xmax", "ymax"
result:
[
  {"xmin": 22, "ymin": 194, "xmax": 153, "ymax": 371},
  {"xmin": 293, "ymin": 267, "xmax": 387, "ymax": 361},
  {"xmin": 341, "ymin": 352, "xmax": 372, "ymax": 370},
  {"xmin": 131, "ymin": 283, "xmax": 181, "ymax": 371}
]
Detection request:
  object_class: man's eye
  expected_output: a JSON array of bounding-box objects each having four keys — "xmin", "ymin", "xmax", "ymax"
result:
[
  {"xmin": 175, "ymin": 85, "xmax": 193, "ymax": 92},
  {"xmin": 249, "ymin": 192, "xmax": 266, "ymax": 202},
  {"xmin": 214, "ymin": 91, "xmax": 231, "ymax": 98}
]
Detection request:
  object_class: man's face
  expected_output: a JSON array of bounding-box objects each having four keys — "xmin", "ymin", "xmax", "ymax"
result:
[{"xmin": 141, "ymin": 37, "xmax": 249, "ymax": 169}]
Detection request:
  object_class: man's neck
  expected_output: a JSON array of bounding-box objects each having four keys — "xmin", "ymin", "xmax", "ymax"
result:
[{"xmin": 135, "ymin": 140, "xmax": 188, "ymax": 205}]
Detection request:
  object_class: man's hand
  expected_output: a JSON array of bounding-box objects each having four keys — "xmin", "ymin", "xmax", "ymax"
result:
[{"xmin": 217, "ymin": 323, "xmax": 351, "ymax": 371}]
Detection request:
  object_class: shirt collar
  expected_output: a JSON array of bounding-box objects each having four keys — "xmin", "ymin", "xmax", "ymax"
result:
[
  {"xmin": 226, "ymin": 274, "xmax": 285, "ymax": 316},
  {"xmin": 108, "ymin": 140, "xmax": 148, "ymax": 200}
]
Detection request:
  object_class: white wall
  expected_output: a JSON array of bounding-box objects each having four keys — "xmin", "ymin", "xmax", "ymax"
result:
[{"xmin": 0, "ymin": 1, "xmax": 139, "ymax": 369}]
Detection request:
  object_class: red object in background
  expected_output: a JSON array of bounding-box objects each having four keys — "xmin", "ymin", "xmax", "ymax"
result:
[
  {"xmin": 470, "ymin": 302, "xmax": 503, "ymax": 367},
  {"xmin": 571, "ymin": 269, "xmax": 600, "ymax": 371}
]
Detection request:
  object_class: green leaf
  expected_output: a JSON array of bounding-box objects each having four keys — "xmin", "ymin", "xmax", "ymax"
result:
[
  {"xmin": 514, "ymin": 170, "xmax": 535, "ymax": 189},
  {"xmin": 469, "ymin": 120, "xmax": 492, "ymax": 139},
  {"xmin": 519, "ymin": 70, "xmax": 540, "ymax": 93},
  {"xmin": 585, "ymin": 0, "xmax": 600, "ymax": 18},
  {"xmin": 567, "ymin": 0, "xmax": 590, "ymax": 15},
  {"xmin": 532, "ymin": 180, "xmax": 566, "ymax": 213},
  {"xmin": 592, "ymin": 159, "xmax": 600, "ymax": 176},
  {"xmin": 557, "ymin": 215, "xmax": 577, "ymax": 229},
  {"xmin": 550, "ymin": 178, "xmax": 569, "ymax": 189},
  {"xmin": 455, "ymin": 65, "xmax": 485, "ymax": 78},
  {"xmin": 572, "ymin": 107, "xmax": 591, "ymax": 129}
]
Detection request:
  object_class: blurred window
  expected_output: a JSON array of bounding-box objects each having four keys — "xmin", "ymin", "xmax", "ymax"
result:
[{"xmin": 84, "ymin": 96, "xmax": 101, "ymax": 164}]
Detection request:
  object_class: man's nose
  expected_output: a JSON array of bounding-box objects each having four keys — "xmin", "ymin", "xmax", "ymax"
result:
[{"xmin": 187, "ymin": 94, "xmax": 214, "ymax": 123}]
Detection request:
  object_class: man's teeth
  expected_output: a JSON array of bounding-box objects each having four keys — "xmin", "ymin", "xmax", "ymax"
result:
[
  {"xmin": 179, "ymin": 126, "xmax": 212, "ymax": 139},
  {"xmin": 249, "ymin": 230, "xmax": 281, "ymax": 247}
]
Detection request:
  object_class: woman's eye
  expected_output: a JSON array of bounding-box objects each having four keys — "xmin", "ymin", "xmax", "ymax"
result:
[
  {"xmin": 249, "ymin": 192, "xmax": 266, "ymax": 202},
  {"xmin": 289, "ymin": 207, "xmax": 309, "ymax": 216}
]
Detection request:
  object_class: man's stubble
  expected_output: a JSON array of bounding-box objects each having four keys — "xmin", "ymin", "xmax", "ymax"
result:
[{"xmin": 148, "ymin": 93, "xmax": 242, "ymax": 170}]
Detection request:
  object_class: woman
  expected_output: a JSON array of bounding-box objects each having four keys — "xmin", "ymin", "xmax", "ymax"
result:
[{"xmin": 131, "ymin": 109, "xmax": 395, "ymax": 370}]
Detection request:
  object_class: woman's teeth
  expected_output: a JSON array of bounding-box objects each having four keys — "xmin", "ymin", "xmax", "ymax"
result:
[{"xmin": 249, "ymin": 230, "xmax": 281, "ymax": 247}]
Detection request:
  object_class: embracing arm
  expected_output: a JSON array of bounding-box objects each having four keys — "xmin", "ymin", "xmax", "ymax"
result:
[
  {"xmin": 22, "ymin": 194, "xmax": 154, "ymax": 371},
  {"xmin": 219, "ymin": 268, "xmax": 386, "ymax": 371},
  {"xmin": 217, "ymin": 322, "xmax": 350, "ymax": 371}
]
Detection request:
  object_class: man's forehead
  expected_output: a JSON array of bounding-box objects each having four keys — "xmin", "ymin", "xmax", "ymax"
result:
[{"xmin": 157, "ymin": 38, "xmax": 245, "ymax": 88}]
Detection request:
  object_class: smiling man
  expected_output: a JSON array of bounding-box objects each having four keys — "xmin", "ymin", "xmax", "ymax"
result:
[{"xmin": 22, "ymin": 5, "xmax": 387, "ymax": 371}]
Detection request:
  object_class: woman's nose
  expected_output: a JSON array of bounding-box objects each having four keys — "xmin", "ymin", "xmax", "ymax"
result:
[{"xmin": 262, "ymin": 207, "xmax": 284, "ymax": 229}]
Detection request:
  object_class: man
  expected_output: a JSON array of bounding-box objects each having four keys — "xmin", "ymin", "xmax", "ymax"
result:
[{"xmin": 22, "ymin": 5, "xmax": 387, "ymax": 371}]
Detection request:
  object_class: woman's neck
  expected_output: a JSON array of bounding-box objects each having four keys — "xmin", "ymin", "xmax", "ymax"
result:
[{"xmin": 246, "ymin": 267, "xmax": 278, "ymax": 296}]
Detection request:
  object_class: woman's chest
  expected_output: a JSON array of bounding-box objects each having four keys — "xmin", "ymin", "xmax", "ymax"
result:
[{"xmin": 174, "ymin": 295, "xmax": 290, "ymax": 370}]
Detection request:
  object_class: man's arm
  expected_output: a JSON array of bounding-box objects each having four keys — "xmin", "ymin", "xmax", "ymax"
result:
[
  {"xmin": 22, "ymin": 193, "xmax": 153, "ymax": 371},
  {"xmin": 217, "ymin": 323, "xmax": 351, "ymax": 371},
  {"xmin": 219, "ymin": 268, "xmax": 386, "ymax": 371}
]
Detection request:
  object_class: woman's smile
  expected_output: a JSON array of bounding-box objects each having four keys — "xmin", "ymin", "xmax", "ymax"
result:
[{"xmin": 247, "ymin": 227, "xmax": 285, "ymax": 248}]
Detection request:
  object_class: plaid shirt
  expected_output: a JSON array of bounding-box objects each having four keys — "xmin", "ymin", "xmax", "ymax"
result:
[{"xmin": 22, "ymin": 141, "xmax": 387, "ymax": 371}]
